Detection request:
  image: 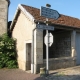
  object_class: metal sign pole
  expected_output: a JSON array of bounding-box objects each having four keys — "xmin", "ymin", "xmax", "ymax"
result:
[
  {"xmin": 46, "ymin": 29, "xmax": 49, "ymax": 75},
  {"xmin": 46, "ymin": 18, "xmax": 49, "ymax": 75},
  {"xmin": 40, "ymin": 4, "xmax": 60, "ymax": 76}
]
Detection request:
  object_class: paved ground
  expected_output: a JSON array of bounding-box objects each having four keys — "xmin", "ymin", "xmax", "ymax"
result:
[
  {"xmin": 46, "ymin": 66, "xmax": 80, "ymax": 80},
  {"xmin": 0, "ymin": 66, "xmax": 80, "ymax": 80},
  {"xmin": 0, "ymin": 69, "xmax": 46, "ymax": 80}
]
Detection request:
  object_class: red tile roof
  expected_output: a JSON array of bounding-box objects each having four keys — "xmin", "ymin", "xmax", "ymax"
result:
[{"xmin": 22, "ymin": 4, "xmax": 80, "ymax": 28}]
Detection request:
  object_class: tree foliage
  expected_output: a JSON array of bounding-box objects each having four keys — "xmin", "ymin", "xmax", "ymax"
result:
[{"xmin": 0, "ymin": 33, "xmax": 18, "ymax": 68}]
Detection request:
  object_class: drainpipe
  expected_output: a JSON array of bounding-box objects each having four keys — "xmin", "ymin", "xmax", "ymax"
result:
[{"xmin": 31, "ymin": 28, "xmax": 36, "ymax": 74}]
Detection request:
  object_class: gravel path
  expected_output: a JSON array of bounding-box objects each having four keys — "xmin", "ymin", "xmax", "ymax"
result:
[{"xmin": 46, "ymin": 66, "xmax": 80, "ymax": 80}]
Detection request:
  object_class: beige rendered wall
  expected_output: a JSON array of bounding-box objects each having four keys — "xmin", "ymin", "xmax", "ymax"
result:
[
  {"xmin": 12, "ymin": 11, "xmax": 35, "ymax": 70},
  {"xmin": 0, "ymin": 0, "xmax": 9, "ymax": 35}
]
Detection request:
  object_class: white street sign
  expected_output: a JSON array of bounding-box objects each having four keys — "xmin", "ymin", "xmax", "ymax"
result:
[
  {"xmin": 36, "ymin": 24, "xmax": 54, "ymax": 30},
  {"xmin": 44, "ymin": 34, "xmax": 47, "ymax": 46},
  {"xmin": 40, "ymin": 6, "xmax": 60, "ymax": 19},
  {"xmin": 44, "ymin": 33, "xmax": 53, "ymax": 47},
  {"xmin": 49, "ymin": 33, "xmax": 53, "ymax": 46}
]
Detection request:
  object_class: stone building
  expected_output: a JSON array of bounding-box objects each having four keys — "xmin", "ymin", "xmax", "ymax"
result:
[
  {"xmin": 10, "ymin": 4, "xmax": 80, "ymax": 74},
  {"xmin": 0, "ymin": 0, "xmax": 10, "ymax": 35}
]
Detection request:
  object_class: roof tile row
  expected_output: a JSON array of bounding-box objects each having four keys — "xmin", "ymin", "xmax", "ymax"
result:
[{"xmin": 22, "ymin": 4, "xmax": 80, "ymax": 28}]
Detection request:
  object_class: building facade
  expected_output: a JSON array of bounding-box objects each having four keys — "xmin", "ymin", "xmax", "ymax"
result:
[
  {"xmin": 10, "ymin": 4, "xmax": 80, "ymax": 74},
  {"xmin": 0, "ymin": 0, "xmax": 10, "ymax": 35}
]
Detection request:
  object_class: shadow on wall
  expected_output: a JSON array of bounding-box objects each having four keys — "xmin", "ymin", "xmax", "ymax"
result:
[{"xmin": 15, "ymin": 39, "xmax": 19, "ymax": 68}]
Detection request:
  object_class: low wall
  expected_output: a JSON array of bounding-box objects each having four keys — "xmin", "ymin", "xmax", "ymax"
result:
[
  {"xmin": 24, "ymin": 57, "xmax": 76, "ymax": 73},
  {"xmin": 43, "ymin": 57, "xmax": 76, "ymax": 70}
]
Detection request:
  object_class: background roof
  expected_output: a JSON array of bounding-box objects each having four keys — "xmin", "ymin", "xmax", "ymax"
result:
[{"xmin": 22, "ymin": 4, "xmax": 80, "ymax": 28}]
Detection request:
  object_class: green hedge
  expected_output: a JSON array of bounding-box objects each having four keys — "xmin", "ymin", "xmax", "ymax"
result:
[{"xmin": 0, "ymin": 33, "xmax": 18, "ymax": 68}]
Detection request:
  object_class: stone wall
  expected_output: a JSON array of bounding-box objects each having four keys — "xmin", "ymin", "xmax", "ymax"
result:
[
  {"xmin": 51, "ymin": 31, "xmax": 71, "ymax": 58},
  {"xmin": 0, "ymin": 0, "xmax": 9, "ymax": 35},
  {"xmin": 43, "ymin": 57, "xmax": 76, "ymax": 70},
  {"xmin": 42, "ymin": 30, "xmax": 73, "ymax": 72},
  {"xmin": 43, "ymin": 30, "xmax": 71, "ymax": 58},
  {"xmin": 36, "ymin": 57, "xmax": 76, "ymax": 73}
]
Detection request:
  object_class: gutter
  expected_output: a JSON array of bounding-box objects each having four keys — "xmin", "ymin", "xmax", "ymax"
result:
[
  {"xmin": 34, "ymin": 20, "xmax": 80, "ymax": 30},
  {"xmin": 31, "ymin": 27, "xmax": 37, "ymax": 74}
]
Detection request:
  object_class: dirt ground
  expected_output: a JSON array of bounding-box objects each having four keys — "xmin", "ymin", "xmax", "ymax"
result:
[{"xmin": 0, "ymin": 66, "xmax": 80, "ymax": 80}]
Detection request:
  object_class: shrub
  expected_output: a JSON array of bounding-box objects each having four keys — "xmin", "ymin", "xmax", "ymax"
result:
[
  {"xmin": 0, "ymin": 33, "xmax": 18, "ymax": 68},
  {"xmin": 6, "ymin": 60, "xmax": 18, "ymax": 68}
]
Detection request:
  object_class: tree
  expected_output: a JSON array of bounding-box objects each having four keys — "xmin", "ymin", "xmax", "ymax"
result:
[{"xmin": 0, "ymin": 33, "xmax": 18, "ymax": 68}]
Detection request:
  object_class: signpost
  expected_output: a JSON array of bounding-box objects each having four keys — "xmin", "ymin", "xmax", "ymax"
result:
[
  {"xmin": 36, "ymin": 24, "xmax": 54, "ymax": 30},
  {"xmin": 40, "ymin": 4, "xmax": 60, "ymax": 75},
  {"xmin": 40, "ymin": 6, "xmax": 60, "ymax": 19}
]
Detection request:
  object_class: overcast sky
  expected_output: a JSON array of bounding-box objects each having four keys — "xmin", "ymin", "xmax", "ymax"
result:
[{"xmin": 8, "ymin": 0, "xmax": 80, "ymax": 21}]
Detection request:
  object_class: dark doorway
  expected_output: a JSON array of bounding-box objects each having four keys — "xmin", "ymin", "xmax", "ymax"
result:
[
  {"xmin": 43, "ymin": 29, "xmax": 71, "ymax": 59},
  {"xmin": 26, "ymin": 43, "xmax": 31, "ymax": 70}
]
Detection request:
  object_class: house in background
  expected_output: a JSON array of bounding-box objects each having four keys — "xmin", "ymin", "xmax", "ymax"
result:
[
  {"xmin": 10, "ymin": 4, "xmax": 80, "ymax": 74},
  {"xmin": 0, "ymin": 0, "xmax": 10, "ymax": 35}
]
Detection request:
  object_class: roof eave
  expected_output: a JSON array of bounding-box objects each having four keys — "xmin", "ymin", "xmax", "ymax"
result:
[
  {"xmin": 34, "ymin": 20, "xmax": 80, "ymax": 30},
  {"xmin": 19, "ymin": 4, "xmax": 35, "ymax": 22},
  {"xmin": 10, "ymin": 4, "xmax": 35, "ymax": 31}
]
